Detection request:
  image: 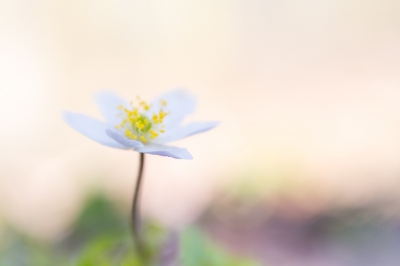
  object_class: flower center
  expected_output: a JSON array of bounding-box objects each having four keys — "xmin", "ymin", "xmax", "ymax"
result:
[{"xmin": 115, "ymin": 97, "xmax": 167, "ymax": 143}]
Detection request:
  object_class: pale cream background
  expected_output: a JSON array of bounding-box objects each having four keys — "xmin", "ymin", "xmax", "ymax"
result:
[{"xmin": 1, "ymin": 0, "xmax": 400, "ymax": 240}]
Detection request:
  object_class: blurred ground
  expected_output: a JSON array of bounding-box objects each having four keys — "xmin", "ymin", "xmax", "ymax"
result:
[
  {"xmin": 2, "ymin": 193, "xmax": 400, "ymax": 265},
  {"xmin": 203, "ymin": 195, "xmax": 400, "ymax": 266}
]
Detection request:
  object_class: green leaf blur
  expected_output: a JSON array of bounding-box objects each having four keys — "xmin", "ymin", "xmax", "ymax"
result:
[{"xmin": 0, "ymin": 194, "xmax": 260, "ymax": 266}]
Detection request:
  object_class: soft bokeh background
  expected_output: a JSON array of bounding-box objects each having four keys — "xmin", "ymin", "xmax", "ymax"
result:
[{"xmin": 1, "ymin": 0, "xmax": 400, "ymax": 265}]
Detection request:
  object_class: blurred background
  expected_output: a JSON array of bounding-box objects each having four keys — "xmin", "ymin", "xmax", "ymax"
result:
[{"xmin": 1, "ymin": 0, "xmax": 400, "ymax": 265}]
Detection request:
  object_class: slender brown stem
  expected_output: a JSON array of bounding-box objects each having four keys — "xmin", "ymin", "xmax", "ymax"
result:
[{"xmin": 131, "ymin": 152, "xmax": 145, "ymax": 257}]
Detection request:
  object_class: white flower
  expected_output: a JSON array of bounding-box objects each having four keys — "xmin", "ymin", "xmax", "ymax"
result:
[{"xmin": 62, "ymin": 89, "xmax": 219, "ymax": 159}]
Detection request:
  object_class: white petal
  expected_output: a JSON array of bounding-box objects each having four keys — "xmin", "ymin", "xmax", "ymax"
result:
[
  {"xmin": 93, "ymin": 90, "xmax": 130, "ymax": 124},
  {"xmin": 155, "ymin": 121, "xmax": 220, "ymax": 143},
  {"xmin": 136, "ymin": 144, "xmax": 193, "ymax": 160},
  {"xmin": 148, "ymin": 89, "xmax": 197, "ymax": 128},
  {"xmin": 62, "ymin": 111, "xmax": 128, "ymax": 149},
  {"xmin": 105, "ymin": 129, "xmax": 145, "ymax": 149},
  {"xmin": 169, "ymin": 121, "xmax": 220, "ymax": 142}
]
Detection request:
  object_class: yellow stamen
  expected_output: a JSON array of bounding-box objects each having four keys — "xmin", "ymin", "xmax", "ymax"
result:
[
  {"xmin": 135, "ymin": 121, "xmax": 144, "ymax": 130},
  {"xmin": 150, "ymin": 130, "xmax": 159, "ymax": 137},
  {"xmin": 115, "ymin": 96, "xmax": 168, "ymax": 143},
  {"xmin": 158, "ymin": 111, "xmax": 167, "ymax": 122},
  {"xmin": 153, "ymin": 114, "xmax": 159, "ymax": 124},
  {"xmin": 140, "ymin": 101, "xmax": 150, "ymax": 111},
  {"xmin": 125, "ymin": 129, "xmax": 138, "ymax": 140}
]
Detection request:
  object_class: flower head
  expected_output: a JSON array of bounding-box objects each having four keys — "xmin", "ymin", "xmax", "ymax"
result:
[{"xmin": 63, "ymin": 89, "xmax": 219, "ymax": 159}]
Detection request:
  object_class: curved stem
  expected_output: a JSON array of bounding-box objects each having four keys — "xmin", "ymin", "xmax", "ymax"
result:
[{"xmin": 131, "ymin": 152, "xmax": 145, "ymax": 257}]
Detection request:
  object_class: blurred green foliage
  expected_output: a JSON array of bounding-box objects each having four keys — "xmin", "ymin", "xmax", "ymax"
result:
[
  {"xmin": 180, "ymin": 228, "xmax": 259, "ymax": 266},
  {"xmin": 0, "ymin": 195, "xmax": 260, "ymax": 266}
]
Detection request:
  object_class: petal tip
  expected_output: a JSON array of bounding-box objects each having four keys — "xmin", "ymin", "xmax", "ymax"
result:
[{"xmin": 210, "ymin": 121, "xmax": 221, "ymax": 128}]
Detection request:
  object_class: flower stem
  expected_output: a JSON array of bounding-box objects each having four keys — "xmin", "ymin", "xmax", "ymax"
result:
[{"xmin": 131, "ymin": 152, "xmax": 146, "ymax": 258}]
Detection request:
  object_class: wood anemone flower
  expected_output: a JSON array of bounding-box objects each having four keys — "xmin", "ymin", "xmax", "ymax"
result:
[{"xmin": 63, "ymin": 89, "xmax": 219, "ymax": 159}]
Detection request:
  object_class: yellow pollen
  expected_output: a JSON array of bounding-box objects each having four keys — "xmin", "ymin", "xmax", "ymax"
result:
[
  {"xmin": 125, "ymin": 129, "xmax": 137, "ymax": 140},
  {"xmin": 150, "ymin": 130, "xmax": 159, "ymax": 137},
  {"xmin": 135, "ymin": 121, "xmax": 144, "ymax": 130},
  {"xmin": 153, "ymin": 114, "xmax": 159, "ymax": 124},
  {"xmin": 161, "ymin": 99, "xmax": 167, "ymax": 106},
  {"xmin": 160, "ymin": 129, "xmax": 165, "ymax": 133},
  {"xmin": 140, "ymin": 136, "xmax": 147, "ymax": 143},
  {"xmin": 140, "ymin": 101, "xmax": 150, "ymax": 111},
  {"xmin": 117, "ymin": 119, "xmax": 127, "ymax": 128},
  {"xmin": 159, "ymin": 111, "xmax": 167, "ymax": 123}
]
